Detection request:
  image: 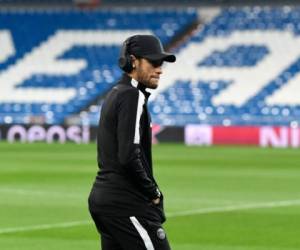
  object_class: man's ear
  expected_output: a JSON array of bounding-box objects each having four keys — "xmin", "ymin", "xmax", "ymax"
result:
[{"xmin": 130, "ymin": 55, "xmax": 137, "ymax": 69}]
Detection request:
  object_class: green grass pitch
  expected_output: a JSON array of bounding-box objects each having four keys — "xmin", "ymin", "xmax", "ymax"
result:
[{"xmin": 1, "ymin": 142, "xmax": 300, "ymax": 250}]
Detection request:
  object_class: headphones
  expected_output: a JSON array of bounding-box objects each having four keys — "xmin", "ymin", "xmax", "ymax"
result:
[{"xmin": 118, "ymin": 37, "xmax": 134, "ymax": 73}]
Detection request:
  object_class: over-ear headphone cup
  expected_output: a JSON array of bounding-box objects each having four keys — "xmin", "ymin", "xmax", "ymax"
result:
[
  {"xmin": 118, "ymin": 39, "xmax": 133, "ymax": 73},
  {"xmin": 125, "ymin": 56, "xmax": 133, "ymax": 72},
  {"xmin": 118, "ymin": 56, "xmax": 132, "ymax": 72},
  {"xmin": 118, "ymin": 57, "xmax": 127, "ymax": 69}
]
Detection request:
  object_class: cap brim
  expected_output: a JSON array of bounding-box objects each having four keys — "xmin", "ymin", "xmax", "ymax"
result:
[{"xmin": 144, "ymin": 53, "xmax": 176, "ymax": 63}]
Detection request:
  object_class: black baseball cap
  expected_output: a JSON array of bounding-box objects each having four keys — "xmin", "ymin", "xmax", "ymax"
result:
[{"xmin": 127, "ymin": 35, "xmax": 176, "ymax": 63}]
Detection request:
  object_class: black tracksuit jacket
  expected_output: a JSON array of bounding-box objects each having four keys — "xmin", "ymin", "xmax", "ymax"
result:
[{"xmin": 88, "ymin": 74, "xmax": 165, "ymax": 223}]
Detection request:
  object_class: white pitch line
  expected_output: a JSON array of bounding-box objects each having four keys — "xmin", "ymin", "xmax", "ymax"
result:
[
  {"xmin": 0, "ymin": 188, "xmax": 82, "ymax": 199},
  {"xmin": 1, "ymin": 199, "xmax": 300, "ymax": 235},
  {"xmin": 167, "ymin": 199, "xmax": 300, "ymax": 217},
  {"xmin": 0, "ymin": 220, "xmax": 91, "ymax": 235}
]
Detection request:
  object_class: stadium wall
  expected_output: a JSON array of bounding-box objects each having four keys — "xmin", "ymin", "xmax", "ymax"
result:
[{"xmin": 1, "ymin": 124, "xmax": 299, "ymax": 148}]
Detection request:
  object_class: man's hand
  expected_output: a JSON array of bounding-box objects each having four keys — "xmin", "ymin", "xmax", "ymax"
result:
[
  {"xmin": 152, "ymin": 187, "xmax": 161, "ymax": 205},
  {"xmin": 152, "ymin": 197, "xmax": 160, "ymax": 205}
]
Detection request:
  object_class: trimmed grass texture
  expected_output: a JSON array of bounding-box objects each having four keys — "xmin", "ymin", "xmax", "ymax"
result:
[{"xmin": 0, "ymin": 143, "xmax": 300, "ymax": 250}]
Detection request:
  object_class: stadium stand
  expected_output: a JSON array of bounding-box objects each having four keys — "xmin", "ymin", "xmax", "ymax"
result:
[
  {"xmin": 0, "ymin": 9, "xmax": 197, "ymax": 124},
  {"xmin": 147, "ymin": 7, "xmax": 300, "ymax": 126},
  {"xmin": 1, "ymin": 6, "xmax": 300, "ymax": 127}
]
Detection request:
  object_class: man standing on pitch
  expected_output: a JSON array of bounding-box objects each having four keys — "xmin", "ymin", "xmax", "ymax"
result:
[{"xmin": 88, "ymin": 34, "xmax": 176, "ymax": 250}]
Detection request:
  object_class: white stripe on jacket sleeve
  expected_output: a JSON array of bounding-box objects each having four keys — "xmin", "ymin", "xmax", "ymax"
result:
[
  {"xmin": 130, "ymin": 216, "xmax": 154, "ymax": 250},
  {"xmin": 134, "ymin": 90, "xmax": 145, "ymax": 144}
]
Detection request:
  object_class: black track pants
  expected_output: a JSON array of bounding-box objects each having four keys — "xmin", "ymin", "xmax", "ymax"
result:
[{"xmin": 90, "ymin": 213, "xmax": 171, "ymax": 250}]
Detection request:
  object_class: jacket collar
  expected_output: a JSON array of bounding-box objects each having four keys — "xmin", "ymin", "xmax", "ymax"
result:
[{"xmin": 119, "ymin": 73, "xmax": 151, "ymax": 98}]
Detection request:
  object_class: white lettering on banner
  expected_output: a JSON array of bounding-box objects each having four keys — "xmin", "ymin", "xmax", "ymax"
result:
[
  {"xmin": 0, "ymin": 30, "xmax": 151, "ymax": 104},
  {"xmin": 66, "ymin": 125, "xmax": 90, "ymax": 144},
  {"xmin": 46, "ymin": 126, "xmax": 66, "ymax": 143},
  {"xmin": 260, "ymin": 127, "xmax": 288, "ymax": 148},
  {"xmin": 0, "ymin": 30, "xmax": 15, "ymax": 63},
  {"xmin": 6, "ymin": 125, "xmax": 90, "ymax": 143},
  {"xmin": 7, "ymin": 125, "xmax": 27, "ymax": 143},
  {"xmin": 153, "ymin": 30, "xmax": 300, "ymax": 106},
  {"xmin": 291, "ymin": 128, "xmax": 300, "ymax": 148},
  {"xmin": 184, "ymin": 125, "xmax": 212, "ymax": 145},
  {"xmin": 28, "ymin": 126, "xmax": 46, "ymax": 142},
  {"xmin": 260, "ymin": 127, "xmax": 300, "ymax": 148}
]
